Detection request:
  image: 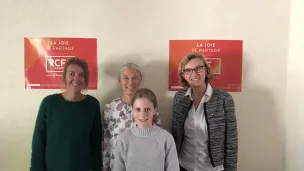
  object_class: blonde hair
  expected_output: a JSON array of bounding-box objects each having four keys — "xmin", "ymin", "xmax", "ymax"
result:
[
  {"xmin": 132, "ymin": 88, "xmax": 159, "ymax": 124},
  {"xmin": 178, "ymin": 53, "xmax": 213, "ymax": 87}
]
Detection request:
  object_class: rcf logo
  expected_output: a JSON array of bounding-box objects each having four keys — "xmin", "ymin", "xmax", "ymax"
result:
[
  {"xmin": 46, "ymin": 56, "xmax": 69, "ymax": 72},
  {"xmin": 206, "ymin": 58, "xmax": 221, "ymax": 74}
]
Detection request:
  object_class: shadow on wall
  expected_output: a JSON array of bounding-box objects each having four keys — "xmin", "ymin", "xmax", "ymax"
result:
[
  {"xmin": 233, "ymin": 54, "xmax": 283, "ymax": 171},
  {"xmin": 99, "ymin": 53, "xmax": 173, "ymax": 131},
  {"xmin": 140, "ymin": 55, "xmax": 173, "ymax": 132}
]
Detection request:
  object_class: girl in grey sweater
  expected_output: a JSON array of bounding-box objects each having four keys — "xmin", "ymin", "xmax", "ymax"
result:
[{"xmin": 113, "ymin": 88, "xmax": 179, "ymax": 171}]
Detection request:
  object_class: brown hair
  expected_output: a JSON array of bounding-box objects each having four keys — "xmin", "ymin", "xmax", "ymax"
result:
[
  {"xmin": 62, "ymin": 57, "xmax": 89, "ymax": 88},
  {"xmin": 131, "ymin": 88, "xmax": 159, "ymax": 124},
  {"xmin": 178, "ymin": 53, "xmax": 213, "ymax": 87}
]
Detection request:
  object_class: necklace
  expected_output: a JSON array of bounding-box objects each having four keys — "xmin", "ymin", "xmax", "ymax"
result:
[{"xmin": 192, "ymin": 94, "xmax": 203, "ymax": 108}]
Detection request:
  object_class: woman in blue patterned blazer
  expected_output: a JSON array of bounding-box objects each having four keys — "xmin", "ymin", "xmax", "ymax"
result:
[{"xmin": 172, "ymin": 53, "xmax": 238, "ymax": 171}]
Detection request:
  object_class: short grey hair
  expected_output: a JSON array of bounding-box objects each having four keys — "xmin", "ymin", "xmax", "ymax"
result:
[{"xmin": 118, "ymin": 62, "xmax": 143, "ymax": 81}]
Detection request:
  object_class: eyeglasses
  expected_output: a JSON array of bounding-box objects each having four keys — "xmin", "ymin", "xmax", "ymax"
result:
[{"xmin": 183, "ymin": 65, "xmax": 204, "ymax": 75}]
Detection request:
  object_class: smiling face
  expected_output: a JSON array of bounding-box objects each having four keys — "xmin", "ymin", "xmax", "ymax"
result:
[
  {"xmin": 119, "ymin": 67, "xmax": 142, "ymax": 96},
  {"xmin": 178, "ymin": 53, "xmax": 213, "ymax": 88},
  {"xmin": 64, "ymin": 63, "xmax": 87, "ymax": 93},
  {"xmin": 132, "ymin": 97, "xmax": 157, "ymax": 128},
  {"xmin": 182, "ymin": 58, "xmax": 206, "ymax": 88}
]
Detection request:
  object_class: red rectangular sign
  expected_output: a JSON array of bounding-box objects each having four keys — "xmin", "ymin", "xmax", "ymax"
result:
[
  {"xmin": 24, "ymin": 37, "xmax": 98, "ymax": 89},
  {"xmin": 169, "ymin": 40, "xmax": 243, "ymax": 92}
]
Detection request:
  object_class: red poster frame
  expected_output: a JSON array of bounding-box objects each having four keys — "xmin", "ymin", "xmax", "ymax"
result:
[
  {"xmin": 24, "ymin": 37, "xmax": 98, "ymax": 89},
  {"xmin": 169, "ymin": 40, "xmax": 243, "ymax": 92}
]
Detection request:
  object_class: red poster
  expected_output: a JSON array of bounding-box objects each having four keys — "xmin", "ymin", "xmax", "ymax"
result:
[
  {"xmin": 24, "ymin": 37, "xmax": 97, "ymax": 89},
  {"xmin": 169, "ymin": 40, "xmax": 243, "ymax": 92}
]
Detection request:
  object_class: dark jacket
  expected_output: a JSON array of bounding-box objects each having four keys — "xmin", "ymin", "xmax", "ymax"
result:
[{"xmin": 172, "ymin": 87, "xmax": 238, "ymax": 171}]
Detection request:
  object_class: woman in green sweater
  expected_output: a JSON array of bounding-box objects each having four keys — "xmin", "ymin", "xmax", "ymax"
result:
[{"xmin": 30, "ymin": 57, "xmax": 102, "ymax": 171}]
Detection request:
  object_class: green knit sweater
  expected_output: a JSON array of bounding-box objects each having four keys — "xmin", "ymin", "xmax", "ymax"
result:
[{"xmin": 30, "ymin": 94, "xmax": 101, "ymax": 171}]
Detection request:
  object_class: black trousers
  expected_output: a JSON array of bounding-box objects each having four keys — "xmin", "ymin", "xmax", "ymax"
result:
[{"xmin": 180, "ymin": 165, "xmax": 188, "ymax": 171}]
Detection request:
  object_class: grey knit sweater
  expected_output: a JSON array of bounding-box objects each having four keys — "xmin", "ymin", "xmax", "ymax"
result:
[{"xmin": 113, "ymin": 125, "xmax": 179, "ymax": 171}]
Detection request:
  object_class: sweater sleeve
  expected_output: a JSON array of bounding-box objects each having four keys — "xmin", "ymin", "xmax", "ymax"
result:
[
  {"xmin": 91, "ymin": 102, "xmax": 102, "ymax": 171},
  {"xmin": 102, "ymin": 104, "xmax": 113, "ymax": 171},
  {"xmin": 171, "ymin": 93, "xmax": 178, "ymax": 142},
  {"xmin": 224, "ymin": 95, "xmax": 238, "ymax": 171},
  {"xmin": 30, "ymin": 97, "xmax": 48, "ymax": 171},
  {"xmin": 113, "ymin": 139, "xmax": 126, "ymax": 171},
  {"xmin": 165, "ymin": 134, "xmax": 180, "ymax": 171}
]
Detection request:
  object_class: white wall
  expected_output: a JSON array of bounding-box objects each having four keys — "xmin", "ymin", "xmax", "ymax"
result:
[
  {"xmin": 0, "ymin": 0, "xmax": 291, "ymax": 170},
  {"xmin": 285, "ymin": 0, "xmax": 304, "ymax": 170}
]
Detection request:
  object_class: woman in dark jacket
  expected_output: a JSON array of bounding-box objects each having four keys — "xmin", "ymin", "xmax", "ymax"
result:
[{"xmin": 172, "ymin": 53, "xmax": 238, "ymax": 171}]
